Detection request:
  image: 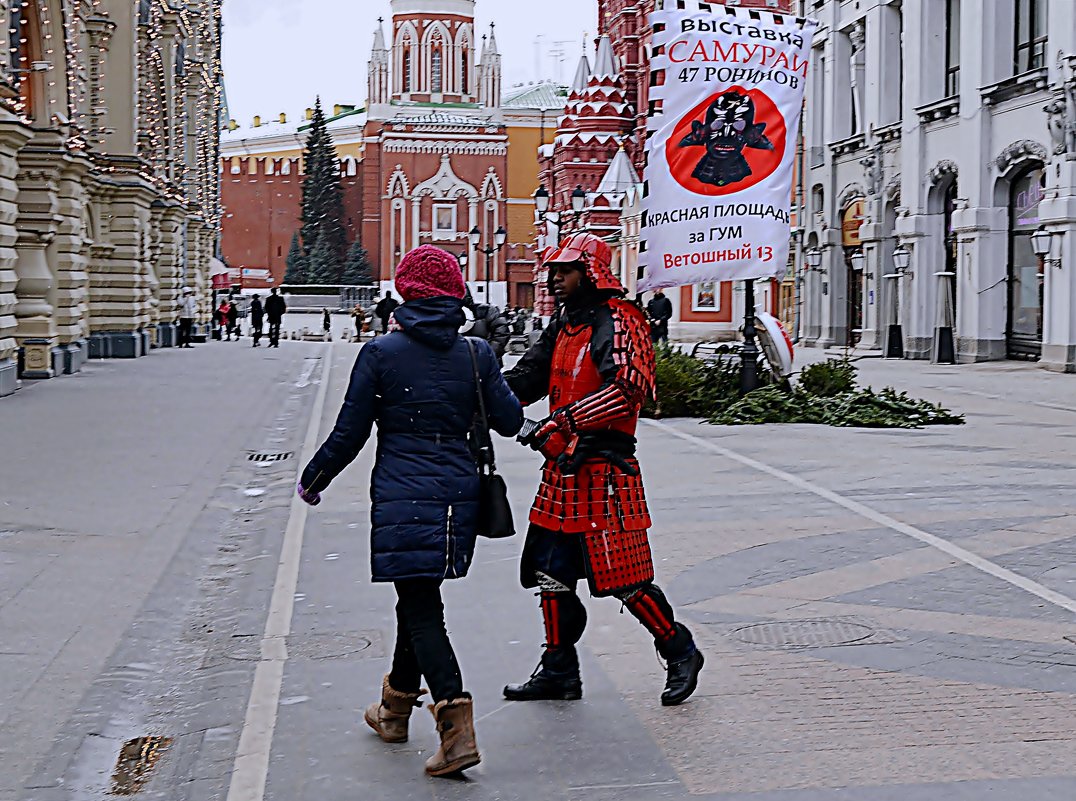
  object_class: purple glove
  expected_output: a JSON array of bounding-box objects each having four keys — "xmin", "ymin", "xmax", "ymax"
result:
[{"xmin": 297, "ymin": 482, "xmax": 321, "ymax": 506}]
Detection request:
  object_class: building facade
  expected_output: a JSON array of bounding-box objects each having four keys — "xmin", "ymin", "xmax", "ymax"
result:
[
  {"xmin": 801, "ymin": 0, "xmax": 1076, "ymax": 371},
  {"xmin": 221, "ymin": 0, "xmax": 559, "ymax": 309},
  {"xmin": 0, "ymin": 0, "xmax": 223, "ymax": 398}
]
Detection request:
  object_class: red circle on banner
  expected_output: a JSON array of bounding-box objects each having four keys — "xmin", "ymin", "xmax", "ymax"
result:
[{"xmin": 665, "ymin": 86, "xmax": 787, "ymax": 197}]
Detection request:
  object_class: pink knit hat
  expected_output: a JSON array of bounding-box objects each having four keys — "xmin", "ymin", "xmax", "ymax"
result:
[{"xmin": 394, "ymin": 246, "xmax": 466, "ymax": 302}]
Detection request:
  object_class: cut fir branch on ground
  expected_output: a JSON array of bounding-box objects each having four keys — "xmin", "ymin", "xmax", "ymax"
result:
[{"xmin": 646, "ymin": 352, "xmax": 964, "ymax": 429}]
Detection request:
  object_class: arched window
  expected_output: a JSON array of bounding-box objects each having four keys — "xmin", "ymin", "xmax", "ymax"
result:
[
  {"xmin": 402, "ymin": 48, "xmax": 412, "ymax": 93},
  {"xmin": 431, "ymin": 46, "xmax": 442, "ymax": 93}
]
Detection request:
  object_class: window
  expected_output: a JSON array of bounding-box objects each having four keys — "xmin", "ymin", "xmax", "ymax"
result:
[
  {"xmin": 1014, "ymin": 0, "xmax": 1046, "ymax": 74},
  {"xmin": 944, "ymin": 0, "xmax": 960, "ymax": 96},
  {"xmin": 692, "ymin": 282, "xmax": 720, "ymax": 312},
  {"xmin": 402, "ymin": 48, "xmax": 412, "ymax": 92},
  {"xmin": 461, "ymin": 51, "xmax": 469, "ymax": 94},
  {"xmin": 431, "ymin": 47, "xmax": 442, "ymax": 93},
  {"xmin": 432, "ymin": 204, "xmax": 456, "ymax": 241}
]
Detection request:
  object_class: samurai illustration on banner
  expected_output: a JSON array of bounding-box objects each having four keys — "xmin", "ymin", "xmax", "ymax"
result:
[{"xmin": 639, "ymin": 2, "xmax": 818, "ymax": 291}]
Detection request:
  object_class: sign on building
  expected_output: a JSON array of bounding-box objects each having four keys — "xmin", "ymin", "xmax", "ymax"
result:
[{"xmin": 639, "ymin": 3, "xmax": 816, "ymax": 291}]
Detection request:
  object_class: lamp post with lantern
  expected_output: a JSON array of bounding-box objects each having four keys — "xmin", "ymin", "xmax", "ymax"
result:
[
  {"xmin": 470, "ymin": 225, "xmax": 508, "ymax": 302},
  {"xmin": 884, "ymin": 244, "xmax": 911, "ymax": 359}
]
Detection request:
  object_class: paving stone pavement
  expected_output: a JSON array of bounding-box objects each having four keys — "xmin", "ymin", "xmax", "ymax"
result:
[{"xmin": 0, "ymin": 338, "xmax": 1074, "ymax": 800}]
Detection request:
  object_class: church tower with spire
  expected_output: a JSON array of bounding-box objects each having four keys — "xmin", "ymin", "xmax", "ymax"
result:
[
  {"xmin": 368, "ymin": 18, "xmax": 390, "ymax": 106},
  {"xmin": 477, "ymin": 24, "xmax": 502, "ymax": 109}
]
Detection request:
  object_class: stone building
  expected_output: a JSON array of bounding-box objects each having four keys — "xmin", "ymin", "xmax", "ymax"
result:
[
  {"xmin": 801, "ymin": 0, "xmax": 1076, "ymax": 371},
  {"xmin": 0, "ymin": 0, "xmax": 224, "ymax": 397},
  {"xmin": 220, "ymin": 0, "xmax": 558, "ymax": 309}
]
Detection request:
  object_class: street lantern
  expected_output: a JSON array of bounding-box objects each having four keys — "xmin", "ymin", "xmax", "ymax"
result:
[
  {"xmin": 457, "ymin": 252, "xmax": 468, "ymax": 270},
  {"xmin": 1031, "ymin": 226, "xmax": 1052, "ymax": 259},
  {"xmin": 534, "ymin": 186, "xmax": 550, "ymax": 214},
  {"xmin": 571, "ymin": 185, "xmax": 586, "ymax": 214},
  {"xmin": 494, "ymin": 226, "xmax": 508, "ymax": 249},
  {"xmin": 806, "ymin": 248, "xmax": 822, "ymax": 270},
  {"xmin": 469, "ymin": 226, "xmax": 482, "ymax": 248},
  {"xmin": 850, "ymin": 251, "xmax": 866, "ymax": 272},
  {"xmin": 892, "ymin": 244, "xmax": 911, "ymax": 274}
]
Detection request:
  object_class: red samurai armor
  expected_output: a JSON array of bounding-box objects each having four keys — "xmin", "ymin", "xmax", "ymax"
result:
[{"xmin": 507, "ymin": 233, "xmax": 659, "ymax": 596}]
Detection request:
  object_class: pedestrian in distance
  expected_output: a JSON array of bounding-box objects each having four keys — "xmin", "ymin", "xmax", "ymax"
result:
[
  {"xmin": 217, "ymin": 298, "xmax": 232, "ymax": 341},
  {"xmin": 646, "ymin": 288, "xmax": 674, "ymax": 345},
  {"xmin": 297, "ymin": 244, "xmax": 522, "ymax": 778},
  {"xmin": 374, "ymin": 291, "xmax": 398, "ymax": 336},
  {"xmin": 322, "ymin": 307, "xmax": 332, "ymax": 336},
  {"xmin": 178, "ymin": 287, "xmax": 197, "ymax": 348},
  {"xmin": 249, "ymin": 294, "xmax": 264, "ymax": 347},
  {"xmin": 226, "ymin": 298, "xmax": 239, "ymax": 341},
  {"xmin": 350, "ymin": 303, "xmax": 365, "ymax": 337},
  {"xmin": 503, "ymin": 232, "xmax": 704, "ymax": 707},
  {"xmin": 265, "ymin": 287, "xmax": 286, "ymax": 348},
  {"xmin": 462, "ymin": 290, "xmax": 510, "ymax": 365}
]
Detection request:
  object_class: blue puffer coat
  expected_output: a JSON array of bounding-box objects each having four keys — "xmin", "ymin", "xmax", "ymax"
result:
[{"xmin": 301, "ymin": 296, "xmax": 523, "ymax": 582}]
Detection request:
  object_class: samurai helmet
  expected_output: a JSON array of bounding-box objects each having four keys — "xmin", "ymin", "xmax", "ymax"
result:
[{"xmin": 544, "ymin": 232, "xmax": 624, "ymax": 294}]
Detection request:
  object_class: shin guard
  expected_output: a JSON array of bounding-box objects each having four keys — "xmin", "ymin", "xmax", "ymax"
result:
[{"xmin": 620, "ymin": 584, "xmax": 694, "ymax": 659}]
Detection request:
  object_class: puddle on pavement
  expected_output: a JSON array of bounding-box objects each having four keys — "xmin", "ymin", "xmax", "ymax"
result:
[{"xmin": 110, "ymin": 736, "xmax": 172, "ymax": 795}]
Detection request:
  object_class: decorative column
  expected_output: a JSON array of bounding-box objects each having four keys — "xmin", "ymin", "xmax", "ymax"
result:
[
  {"xmin": 52, "ymin": 153, "xmax": 92, "ymax": 373},
  {"xmin": 0, "ymin": 107, "xmax": 33, "ymax": 396},
  {"xmin": 1039, "ymin": 49, "xmax": 1076, "ymax": 372},
  {"xmin": 154, "ymin": 202, "xmax": 185, "ymax": 347},
  {"xmin": 13, "ymin": 143, "xmax": 64, "ymax": 379}
]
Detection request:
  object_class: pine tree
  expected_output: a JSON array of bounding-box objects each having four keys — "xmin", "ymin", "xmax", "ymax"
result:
[
  {"xmin": 284, "ymin": 232, "xmax": 307, "ymax": 285},
  {"xmin": 299, "ymin": 97, "xmax": 348, "ymax": 283},
  {"xmin": 307, "ymin": 231, "xmax": 340, "ymax": 285},
  {"xmin": 341, "ymin": 239, "xmax": 374, "ymax": 285}
]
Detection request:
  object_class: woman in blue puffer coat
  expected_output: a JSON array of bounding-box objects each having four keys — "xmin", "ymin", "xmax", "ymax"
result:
[{"xmin": 298, "ymin": 245, "xmax": 522, "ymax": 777}]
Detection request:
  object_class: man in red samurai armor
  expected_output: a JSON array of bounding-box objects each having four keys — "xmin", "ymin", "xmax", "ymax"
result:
[{"xmin": 503, "ymin": 232, "xmax": 704, "ymax": 706}]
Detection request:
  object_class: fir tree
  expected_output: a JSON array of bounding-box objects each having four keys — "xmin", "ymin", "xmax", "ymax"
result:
[
  {"xmin": 307, "ymin": 231, "xmax": 340, "ymax": 285},
  {"xmin": 299, "ymin": 97, "xmax": 347, "ymax": 283},
  {"xmin": 341, "ymin": 239, "xmax": 374, "ymax": 285},
  {"xmin": 284, "ymin": 232, "xmax": 307, "ymax": 285}
]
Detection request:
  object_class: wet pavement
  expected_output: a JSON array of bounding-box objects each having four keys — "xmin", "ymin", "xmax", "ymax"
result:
[{"xmin": 1, "ymin": 331, "xmax": 1075, "ymax": 800}]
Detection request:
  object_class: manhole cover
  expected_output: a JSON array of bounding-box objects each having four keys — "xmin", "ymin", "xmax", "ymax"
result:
[
  {"xmin": 248, "ymin": 451, "xmax": 293, "ymax": 463},
  {"xmin": 732, "ymin": 619, "xmax": 876, "ymax": 648},
  {"xmin": 215, "ymin": 633, "xmax": 374, "ymax": 663}
]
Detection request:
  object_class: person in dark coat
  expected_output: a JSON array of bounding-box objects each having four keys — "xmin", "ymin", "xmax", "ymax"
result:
[
  {"xmin": 298, "ymin": 245, "xmax": 522, "ymax": 778},
  {"xmin": 463, "ymin": 290, "xmax": 510, "ymax": 364},
  {"xmin": 249, "ymin": 295, "xmax": 264, "ymax": 347},
  {"xmin": 374, "ymin": 291, "xmax": 398, "ymax": 335},
  {"xmin": 225, "ymin": 299, "xmax": 239, "ymax": 341},
  {"xmin": 265, "ymin": 288, "xmax": 286, "ymax": 347},
  {"xmin": 646, "ymin": 289, "xmax": 674, "ymax": 344}
]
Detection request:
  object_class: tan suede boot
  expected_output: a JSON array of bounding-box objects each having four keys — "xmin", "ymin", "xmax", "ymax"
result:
[
  {"xmin": 363, "ymin": 675, "xmax": 425, "ymax": 744},
  {"xmin": 424, "ymin": 697, "xmax": 481, "ymax": 777}
]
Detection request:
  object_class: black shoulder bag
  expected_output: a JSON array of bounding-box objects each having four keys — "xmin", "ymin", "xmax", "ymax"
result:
[{"xmin": 464, "ymin": 337, "xmax": 516, "ymax": 539}]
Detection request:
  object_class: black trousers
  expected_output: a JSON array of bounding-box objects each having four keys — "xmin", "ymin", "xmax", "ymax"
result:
[
  {"xmin": 268, "ymin": 320, "xmax": 281, "ymax": 346},
  {"xmin": 252, "ymin": 323, "xmax": 263, "ymax": 345},
  {"xmin": 178, "ymin": 318, "xmax": 193, "ymax": 347},
  {"xmin": 388, "ymin": 579, "xmax": 464, "ymax": 702}
]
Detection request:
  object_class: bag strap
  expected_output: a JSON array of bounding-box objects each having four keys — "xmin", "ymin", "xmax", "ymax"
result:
[{"xmin": 464, "ymin": 337, "xmax": 496, "ymax": 472}]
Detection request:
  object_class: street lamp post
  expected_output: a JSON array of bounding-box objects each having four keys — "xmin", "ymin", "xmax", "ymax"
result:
[
  {"xmin": 885, "ymin": 244, "xmax": 910, "ymax": 359},
  {"xmin": 740, "ymin": 279, "xmax": 760, "ymax": 394},
  {"xmin": 470, "ymin": 225, "xmax": 508, "ymax": 301}
]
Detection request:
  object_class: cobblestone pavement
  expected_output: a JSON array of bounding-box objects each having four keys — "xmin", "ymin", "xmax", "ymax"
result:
[{"xmin": 0, "ymin": 336, "xmax": 1073, "ymax": 800}]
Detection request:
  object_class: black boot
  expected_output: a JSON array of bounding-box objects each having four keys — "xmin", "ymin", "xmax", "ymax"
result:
[
  {"xmin": 503, "ymin": 648, "xmax": 582, "ymax": 701},
  {"xmin": 659, "ymin": 624, "xmax": 703, "ymax": 706}
]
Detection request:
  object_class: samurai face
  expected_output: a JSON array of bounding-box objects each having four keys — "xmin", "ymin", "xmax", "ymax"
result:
[
  {"xmin": 678, "ymin": 89, "xmax": 775, "ymax": 187},
  {"xmin": 704, "ymin": 91, "xmax": 758, "ymax": 156}
]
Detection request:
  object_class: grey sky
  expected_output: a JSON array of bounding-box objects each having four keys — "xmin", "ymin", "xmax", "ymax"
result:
[{"xmin": 221, "ymin": 0, "xmax": 598, "ymax": 127}]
